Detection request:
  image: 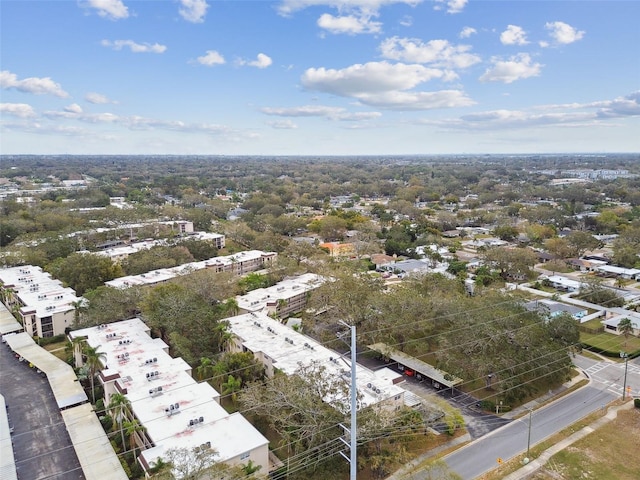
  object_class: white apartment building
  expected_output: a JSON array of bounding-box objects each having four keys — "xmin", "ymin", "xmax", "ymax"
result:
[
  {"xmin": 70, "ymin": 318, "xmax": 270, "ymax": 476},
  {"xmin": 105, "ymin": 250, "xmax": 276, "ymax": 289},
  {"xmin": 0, "ymin": 266, "xmax": 83, "ymax": 337},
  {"xmin": 94, "ymin": 231, "xmax": 226, "ymax": 263},
  {"xmin": 236, "ymin": 273, "xmax": 325, "ymax": 318},
  {"xmin": 226, "ymin": 311, "xmax": 413, "ymax": 412}
]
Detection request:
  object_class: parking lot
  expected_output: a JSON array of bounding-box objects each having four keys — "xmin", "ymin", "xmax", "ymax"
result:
[
  {"xmin": 0, "ymin": 340, "xmax": 84, "ymax": 480},
  {"xmin": 358, "ymin": 351, "xmax": 510, "ymax": 439}
]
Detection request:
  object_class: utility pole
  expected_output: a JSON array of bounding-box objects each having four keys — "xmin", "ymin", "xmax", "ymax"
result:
[
  {"xmin": 338, "ymin": 321, "xmax": 357, "ymax": 480},
  {"xmin": 620, "ymin": 352, "xmax": 629, "ymax": 400},
  {"xmin": 526, "ymin": 408, "xmax": 533, "ymax": 457}
]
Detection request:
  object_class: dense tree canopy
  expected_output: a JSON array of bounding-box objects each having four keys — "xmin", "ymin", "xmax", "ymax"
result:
[{"xmin": 46, "ymin": 253, "xmax": 123, "ymax": 295}]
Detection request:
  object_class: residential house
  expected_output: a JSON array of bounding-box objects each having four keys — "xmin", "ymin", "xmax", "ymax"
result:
[{"xmin": 524, "ymin": 299, "xmax": 587, "ymax": 320}]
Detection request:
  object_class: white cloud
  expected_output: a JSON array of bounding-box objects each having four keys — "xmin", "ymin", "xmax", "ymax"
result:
[
  {"xmin": 43, "ymin": 109, "xmax": 119, "ymax": 123},
  {"xmin": 300, "ymin": 62, "xmax": 473, "ymax": 110},
  {"xmin": 356, "ymin": 89, "xmax": 474, "ymax": 110},
  {"xmin": 544, "ymin": 21, "xmax": 585, "ymax": 45},
  {"xmin": 302, "ymin": 61, "xmax": 446, "ymax": 97},
  {"xmin": 379, "ymin": 37, "xmax": 481, "ymax": 69},
  {"xmin": 0, "ymin": 70, "xmax": 69, "ymax": 97},
  {"xmin": 277, "ymin": 1, "xmax": 423, "ymax": 17},
  {"xmin": 500, "ymin": 25, "xmax": 528, "ymax": 45},
  {"xmin": 266, "ymin": 119, "xmax": 298, "ymax": 129},
  {"xmin": 426, "ymin": 92, "xmax": 640, "ymax": 132},
  {"xmin": 179, "ymin": 0, "xmax": 209, "ymax": 23},
  {"xmin": 64, "ymin": 103, "xmax": 83, "ymax": 114},
  {"xmin": 0, "ymin": 103, "xmax": 36, "ymax": 118},
  {"xmin": 459, "ymin": 26, "xmax": 476, "ymax": 39},
  {"xmin": 317, "ymin": 13, "xmax": 382, "ymax": 34},
  {"xmin": 262, "ymin": 105, "xmax": 346, "ymax": 117},
  {"xmin": 85, "ymin": 92, "xmax": 113, "ymax": 104},
  {"xmin": 84, "ymin": 0, "xmax": 129, "ymax": 20},
  {"xmin": 261, "ymin": 104, "xmax": 382, "ymax": 121},
  {"xmin": 196, "ymin": 50, "xmax": 226, "ymax": 66},
  {"xmin": 277, "ymin": 1, "xmax": 420, "ymax": 35},
  {"xmin": 479, "ymin": 53, "xmax": 542, "ymax": 84},
  {"xmin": 588, "ymin": 91, "xmax": 640, "ymax": 118},
  {"xmin": 399, "ymin": 15, "xmax": 413, "ymax": 27},
  {"xmin": 434, "ymin": 0, "xmax": 467, "ymax": 14},
  {"xmin": 238, "ymin": 53, "xmax": 273, "ymax": 69},
  {"xmin": 39, "ymin": 106, "xmax": 254, "ymax": 138},
  {"xmin": 101, "ymin": 39, "xmax": 167, "ymax": 53}
]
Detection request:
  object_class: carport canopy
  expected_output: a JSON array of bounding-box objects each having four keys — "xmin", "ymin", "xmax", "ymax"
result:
[
  {"xmin": 4, "ymin": 332, "xmax": 87, "ymax": 408},
  {"xmin": 368, "ymin": 342, "xmax": 463, "ymax": 389}
]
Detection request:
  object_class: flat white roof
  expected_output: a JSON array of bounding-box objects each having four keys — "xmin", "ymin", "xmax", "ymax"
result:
[
  {"xmin": 237, "ymin": 273, "xmax": 325, "ymax": 312},
  {"xmin": 0, "ymin": 302, "xmax": 22, "ymax": 335},
  {"xmin": 547, "ymin": 275, "xmax": 583, "ymax": 289},
  {"xmin": 61, "ymin": 403, "xmax": 129, "ymax": 480},
  {"xmin": 140, "ymin": 412, "xmax": 268, "ymax": 470},
  {"xmin": 226, "ymin": 312, "xmax": 405, "ymax": 410},
  {"xmin": 0, "ymin": 265, "xmax": 81, "ymax": 318},
  {"xmin": 70, "ymin": 319, "xmax": 268, "ymax": 466},
  {"xmin": 105, "ymin": 250, "xmax": 276, "ymax": 289},
  {"xmin": 0, "ymin": 394, "xmax": 17, "ymax": 480},
  {"xmin": 597, "ymin": 265, "xmax": 640, "ymax": 276},
  {"xmin": 4, "ymin": 332, "xmax": 87, "ymax": 408}
]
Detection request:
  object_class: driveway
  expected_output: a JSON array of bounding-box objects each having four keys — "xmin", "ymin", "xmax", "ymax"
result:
[{"xmin": 0, "ymin": 341, "xmax": 85, "ymax": 480}]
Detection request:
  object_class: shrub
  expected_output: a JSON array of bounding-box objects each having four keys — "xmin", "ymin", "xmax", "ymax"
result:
[
  {"xmin": 100, "ymin": 415, "xmax": 113, "ymax": 431},
  {"xmin": 634, "ymin": 398, "xmax": 640, "ymax": 408}
]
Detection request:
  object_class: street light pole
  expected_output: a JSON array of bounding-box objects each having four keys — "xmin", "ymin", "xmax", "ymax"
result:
[{"xmin": 620, "ymin": 352, "xmax": 629, "ymax": 400}]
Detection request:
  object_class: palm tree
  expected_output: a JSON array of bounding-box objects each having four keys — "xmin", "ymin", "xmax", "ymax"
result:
[
  {"xmin": 83, "ymin": 344, "xmax": 106, "ymax": 404},
  {"xmin": 108, "ymin": 393, "xmax": 131, "ymax": 449},
  {"xmin": 216, "ymin": 322, "xmax": 234, "ymax": 352},
  {"xmin": 618, "ymin": 317, "xmax": 635, "ymax": 348},
  {"xmin": 123, "ymin": 418, "xmax": 145, "ymax": 458},
  {"xmin": 242, "ymin": 459, "xmax": 262, "ymax": 475},
  {"xmin": 71, "ymin": 299, "xmax": 88, "ymax": 328},
  {"xmin": 195, "ymin": 357, "xmax": 214, "ymax": 382},
  {"xmin": 223, "ymin": 298, "xmax": 239, "ymax": 317},
  {"xmin": 221, "ymin": 374, "xmax": 242, "ymax": 403}
]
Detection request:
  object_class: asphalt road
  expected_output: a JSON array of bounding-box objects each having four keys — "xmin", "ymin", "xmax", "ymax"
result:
[
  {"xmin": 443, "ymin": 384, "xmax": 617, "ymax": 479},
  {"xmin": 442, "ymin": 353, "xmax": 632, "ymax": 480},
  {"xmin": 0, "ymin": 341, "xmax": 85, "ymax": 480}
]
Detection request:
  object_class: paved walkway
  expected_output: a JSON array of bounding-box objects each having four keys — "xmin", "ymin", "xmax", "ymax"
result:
[{"xmin": 501, "ymin": 400, "xmax": 636, "ymax": 480}]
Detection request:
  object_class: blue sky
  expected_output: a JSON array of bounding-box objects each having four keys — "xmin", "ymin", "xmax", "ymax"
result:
[{"xmin": 1, "ymin": 0, "xmax": 639, "ymax": 155}]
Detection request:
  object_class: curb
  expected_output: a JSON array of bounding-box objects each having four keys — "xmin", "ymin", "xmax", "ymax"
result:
[{"xmin": 500, "ymin": 400, "xmax": 636, "ymax": 480}]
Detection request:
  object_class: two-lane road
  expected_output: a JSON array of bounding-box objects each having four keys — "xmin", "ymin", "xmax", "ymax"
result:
[{"xmin": 443, "ymin": 354, "xmax": 636, "ymax": 479}]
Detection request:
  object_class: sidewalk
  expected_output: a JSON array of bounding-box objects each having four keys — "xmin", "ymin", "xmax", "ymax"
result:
[{"xmin": 501, "ymin": 400, "xmax": 636, "ymax": 480}]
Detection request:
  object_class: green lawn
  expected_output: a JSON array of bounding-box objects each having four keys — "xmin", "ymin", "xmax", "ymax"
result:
[
  {"xmin": 580, "ymin": 331, "xmax": 640, "ymax": 357},
  {"xmin": 580, "ymin": 318, "xmax": 604, "ymax": 329}
]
